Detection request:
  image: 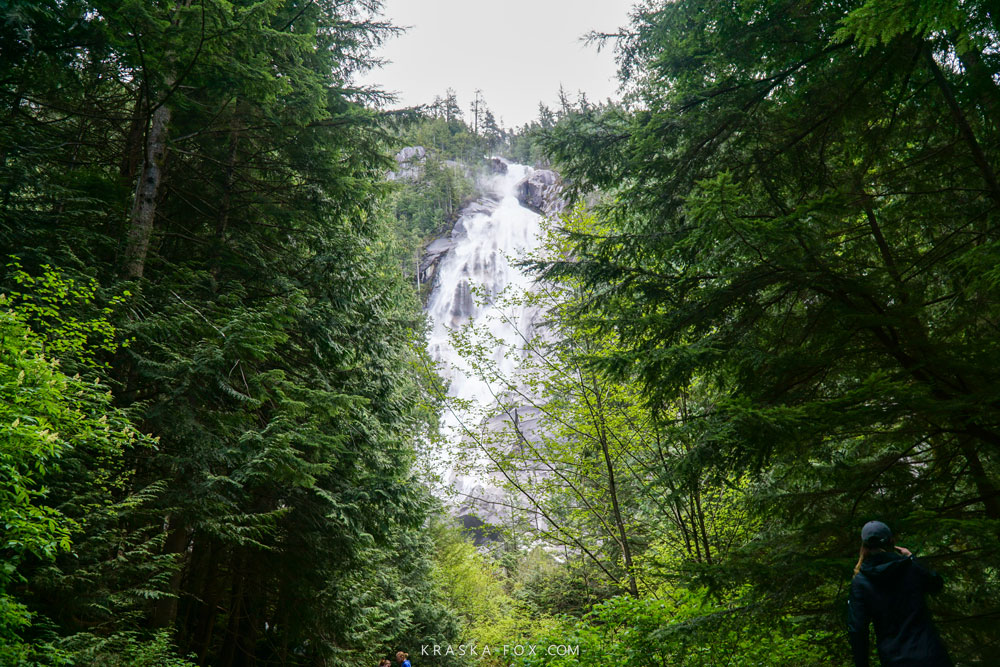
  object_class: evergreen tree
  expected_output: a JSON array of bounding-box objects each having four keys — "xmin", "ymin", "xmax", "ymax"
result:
[
  {"xmin": 1, "ymin": 1, "xmax": 460, "ymax": 664},
  {"xmin": 541, "ymin": 0, "xmax": 1000, "ymax": 662}
]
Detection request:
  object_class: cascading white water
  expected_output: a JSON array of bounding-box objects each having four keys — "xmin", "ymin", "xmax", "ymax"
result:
[{"xmin": 424, "ymin": 162, "xmax": 546, "ymax": 516}]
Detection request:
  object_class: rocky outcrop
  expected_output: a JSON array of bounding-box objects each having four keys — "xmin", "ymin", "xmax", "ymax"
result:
[
  {"xmin": 418, "ymin": 238, "xmax": 454, "ymax": 286},
  {"xmin": 487, "ymin": 157, "xmax": 508, "ymax": 175},
  {"xmin": 387, "ymin": 145, "xmax": 426, "ymax": 181},
  {"xmin": 397, "ymin": 145, "xmax": 426, "ymax": 162},
  {"xmin": 515, "ymin": 169, "xmax": 564, "ymax": 216}
]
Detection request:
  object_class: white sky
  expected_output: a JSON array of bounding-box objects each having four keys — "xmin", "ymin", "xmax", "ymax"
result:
[{"xmin": 360, "ymin": 0, "xmax": 635, "ymax": 128}]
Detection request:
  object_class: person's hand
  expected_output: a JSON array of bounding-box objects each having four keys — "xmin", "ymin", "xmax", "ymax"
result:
[{"xmin": 895, "ymin": 545, "xmax": 912, "ymax": 557}]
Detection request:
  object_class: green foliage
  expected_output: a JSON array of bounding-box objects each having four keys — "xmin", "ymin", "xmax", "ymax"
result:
[
  {"xmin": 56, "ymin": 631, "xmax": 197, "ymax": 667},
  {"xmin": 4, "ymin": 261, "xmax": 126, "ymax": 373},
  {"xmin": 403, "ymin": 115, "xmax": 486, "ymax": 164},
  {"xmin": 0, "ymin": 265, "xmax": 186, "ymax": 664},
  {"xmin": 504, "ymin": 124, "xmax": 549, "ymax": 170},
  {"xmin": 389, "ymin": 153, "xmax": 476, "ymax": 283},
  {"xmin": 0, "ymin": 303, "xmax": 76, "ymax": 565},
  {"xmin": 517, "ymin": 593, "xmax": 835, "ymax": 667},
  {"xmin": 0, "ymin": 264, "xmax": 134, "ymax": 567},
  {"xmin": 424, "ymin": 520, "xmax": 573, "ymax": 667},
  {"xmin": 1, "ymin": 1, "xmax": 457, "ymax": 664},
  {"xmin": 392, "ymin": 155, "xmax": 475, "ymax": 237},
  {"xmin": 433, "ymin": 521, "xmax": 541, "ymax": 650},
  {"xmin": 539, "ymin": 0, "xmax": 1000, "ymax": 662},
  {"xmin": 834, "ymin": 0, "xmax": 987, "ymax": 52},
  {"xmin": 505, "ymin": 93, "xmax": 621, "ymax": 169}
]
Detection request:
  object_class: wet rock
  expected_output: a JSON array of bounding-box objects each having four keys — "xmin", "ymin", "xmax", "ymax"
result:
[
  {"xmin": 419, "ymin": 197, "xmax": 502, "ymax": 287},
  {"xmin": 455, "ymin": 199, "xmax": 495, "ymax": 223},
  {"xmin": 418, "ymin": 238, "xmax": 454, "ymax": 285},
  {"xmin": 423, "ymin": 237, "xmax": 454, "ymax": 258},
  {"xmin": 515, "ymin": 169, "xmax": 565, "ymax": 216},
  {"xmin": 487, "ymin": 157, "xmax": 508, "ymax": 175},
  {"xmin": 450, "ymin": 280, "xmax": 475, "ymax": 326}
]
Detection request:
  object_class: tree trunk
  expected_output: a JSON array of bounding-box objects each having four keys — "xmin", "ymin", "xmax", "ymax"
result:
[
  {"xmin": 152, "ymin": 518, "xmax": 190, "ymax": 628},
  {"xmin": 219, "ymin": 562, "xmax": 245, "ymax": 667},
  {"xmin": 950, "ymin": 33, "xmax": 1000, "ymax": 121},
  {"xmin": 121, "ymin": 91, "xmax": 147, "ymax": 181},
  {"xmin": 957, "ymin": 436, "xmax": 1000, "ymax": 521},
  {"xmin": 122, "ymin": 101, "xmax": 171, "ymax": 279},
  {"xmin": 595, "ymin": 389, "xmax": 639, "ymax": 597},
  {"xmin": 693, "ymin": 484, "xmax": 713, "ymax": 565},
  {"xmin": 212, "ymin": 111, "xmax": 240, "ymax": 280}
]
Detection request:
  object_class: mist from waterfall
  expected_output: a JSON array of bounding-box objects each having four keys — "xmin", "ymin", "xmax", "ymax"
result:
[{"xmin": 424, "ymin": 161, "xmax": 546, "ymax": 513}]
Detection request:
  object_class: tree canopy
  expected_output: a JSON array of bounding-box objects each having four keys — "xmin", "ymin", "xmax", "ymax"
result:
[
  {"xmin": 537, "ymin": 0, "xmax": 1000, "ymax": 661},
  {"xmin": 1, "ymin": 1, "xmax": 459, "ymax": 664}
]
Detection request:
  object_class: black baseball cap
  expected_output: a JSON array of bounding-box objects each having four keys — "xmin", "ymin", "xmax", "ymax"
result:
[{"xmin": 861, "ymin": 521, "xmax": 893, "ymax": 547}]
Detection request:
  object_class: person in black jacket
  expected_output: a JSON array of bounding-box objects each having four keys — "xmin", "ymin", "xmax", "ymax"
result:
[{"xmin": 847, "ymin": 521, "xmax": 952, "ymax": 666}]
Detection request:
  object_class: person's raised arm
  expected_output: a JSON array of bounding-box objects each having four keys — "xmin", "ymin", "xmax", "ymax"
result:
[{"xmin": 898, "ymin": 545, "xmax": 944, "ymax": 595}]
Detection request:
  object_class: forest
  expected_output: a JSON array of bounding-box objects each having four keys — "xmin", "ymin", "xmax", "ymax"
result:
[{"xmin": 1, "ymin": 0, "xmax": 998, "ymax": 665}]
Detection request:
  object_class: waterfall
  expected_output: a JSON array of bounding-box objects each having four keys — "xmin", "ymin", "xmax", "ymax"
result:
[{"xmin": 424, "ymin": 161, "xmax": 547, "ymax": 523}]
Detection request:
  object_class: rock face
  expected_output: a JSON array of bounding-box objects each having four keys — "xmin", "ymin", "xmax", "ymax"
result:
[
  {"xmin": 397, "ymin": 145, "xmax": 426, "ymax": 162},
  {"xmin": 487, "ymin": 156, "xmax": 508, "ymax": 175},
  {"xmin": 387, "ymin": 145, "xmax": 426, "ymax": 181},
  {"xmin": 515, "ymin": 169, "xmax": 565, "ymax": 216},
  {"xmin": 418, "ymin": 238, "xmax": 454, "ymax": 286}
]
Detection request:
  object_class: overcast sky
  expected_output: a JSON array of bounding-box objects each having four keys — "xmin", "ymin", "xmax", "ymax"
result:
[{"xmin": 360, "ymin": 0, "xmax": 635, "ymax": 128}]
